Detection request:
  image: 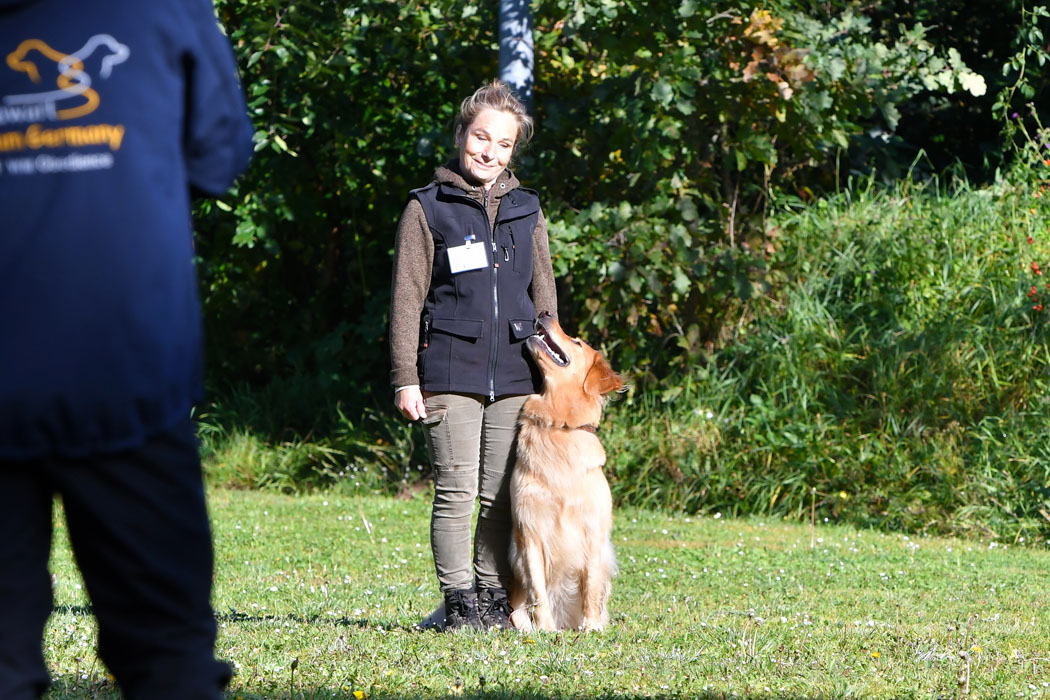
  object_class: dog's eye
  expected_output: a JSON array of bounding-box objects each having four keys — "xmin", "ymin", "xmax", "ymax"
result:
[{"xmin": 571, "ymin": 338, "xmax": 582, "ymax": 346}]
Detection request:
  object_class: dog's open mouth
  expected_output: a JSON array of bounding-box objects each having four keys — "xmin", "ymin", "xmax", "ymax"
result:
[{"xmin": 532, "ymin": 324, "xmax": 569, "ymax": 367}]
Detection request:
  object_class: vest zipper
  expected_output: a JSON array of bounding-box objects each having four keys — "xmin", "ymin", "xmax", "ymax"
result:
[{"xmin": 484, "ymin": 187, "xmax": 499, "ymax": 402}]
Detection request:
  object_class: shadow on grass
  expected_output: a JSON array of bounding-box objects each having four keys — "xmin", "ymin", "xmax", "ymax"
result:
[
  {"xmin": 43, "ymin": 609, "xmax": 904, "ymax": 700},
  {"xmin": 53, "ymin": 603, "xmax": 437, "ymax": 634},
  {"xmin": 51, "ymin": 604, "xmax": 93, "ymax": 617},
  {"xmin": 217, "ymin": 608, "xmax": 441, "ymax": 633},
  {"xmin": 44, "ymin": 675, "xmax": 866, "ymax": 700},
  {"xmin": 227, "ymin": 693, "xmax": 863, "ymax": 700}
]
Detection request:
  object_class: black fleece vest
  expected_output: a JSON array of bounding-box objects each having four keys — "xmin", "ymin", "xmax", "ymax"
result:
[{"xmin": 412, "ymin": 181, "xmax": 541, "ymax": 399}]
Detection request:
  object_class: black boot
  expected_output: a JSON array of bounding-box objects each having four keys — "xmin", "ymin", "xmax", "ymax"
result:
[
  {"xmin": 477, "ymin": 587, "xmax": 511, "ymax": 630},
  {"xmin": 443, "ymin": 589, "xmax": 482, "ymax": 631}
]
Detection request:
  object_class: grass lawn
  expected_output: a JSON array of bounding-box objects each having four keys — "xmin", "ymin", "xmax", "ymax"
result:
[{"xmin": 43, "ymin": 489, "xmax": 1050, "ymax": 699}]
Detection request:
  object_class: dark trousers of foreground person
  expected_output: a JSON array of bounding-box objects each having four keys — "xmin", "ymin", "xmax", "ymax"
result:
[{"xmin": 0, "ymin": 419, "xmax": 231, "ymax": 700}]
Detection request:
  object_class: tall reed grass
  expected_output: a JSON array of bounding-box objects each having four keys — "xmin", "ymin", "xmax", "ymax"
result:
[{"xmin": 601, "ymin": 166, "xmax": 1050, "ymax": 542}]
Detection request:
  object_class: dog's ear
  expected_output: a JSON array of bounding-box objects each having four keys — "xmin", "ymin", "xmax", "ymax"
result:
[{"xmin": 584, "ymin": 353, "xmax": 624, "ymax": 397}]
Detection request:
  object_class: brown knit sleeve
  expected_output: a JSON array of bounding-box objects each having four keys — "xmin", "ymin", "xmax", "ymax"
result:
[
  {"xmin": 529, "ymin": 209, "xmax": 558, "ymax": 318},
  {"xmin": 389, "ymin": 198, "xmax": 434, "ymax": 390}
]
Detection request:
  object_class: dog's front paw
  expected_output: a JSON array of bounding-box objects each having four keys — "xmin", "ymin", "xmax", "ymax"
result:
[
  {"xmin": 532, "ymin": 611, "xmax": 557, "ymax": 631},
  {"xmin": 509, "ymin": 608, "xmax": 533, "ymax": 631}
]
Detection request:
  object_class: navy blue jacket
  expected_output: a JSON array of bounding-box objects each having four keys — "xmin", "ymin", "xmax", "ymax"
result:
[
  {"xmin": 0, "ymin": 0, "xmax": 253, "ymax": 457},
  {"xmin": 413, "ymin": 181, "xmax": 541, "ymax": 399}
]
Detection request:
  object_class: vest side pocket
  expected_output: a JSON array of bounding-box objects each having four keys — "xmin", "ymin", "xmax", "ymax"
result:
[
  {"xmin": 509, "ymin": 318, "xmax": 535, "ymax": 343},
  {"xmin": 422, "ymin": 317, "xmax": 487, "ymax": 389},
  {"xmin": 430, "ymin": 318, "xmax": 484, "ymax": 339}
]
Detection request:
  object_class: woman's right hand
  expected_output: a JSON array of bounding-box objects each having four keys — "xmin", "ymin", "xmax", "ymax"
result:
[{"xmin": 395, "ymin": 386, "xmax": 427, "ymax": 421}]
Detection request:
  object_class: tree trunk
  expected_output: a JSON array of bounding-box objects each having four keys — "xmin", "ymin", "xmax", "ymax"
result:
[{"xmin": 498, "ymin": 0, "xmax": 534, "ymax": 112}]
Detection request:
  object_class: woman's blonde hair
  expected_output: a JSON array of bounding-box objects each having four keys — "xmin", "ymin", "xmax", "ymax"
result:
[{"xmin": 454, "ymin": 79, "xmax": 534, "ymax": 151}]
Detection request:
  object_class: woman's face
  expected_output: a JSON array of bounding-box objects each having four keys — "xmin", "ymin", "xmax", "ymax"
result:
[{"xmin": 457, "ymin": 107, "xmax": 518, "ymax": 188}]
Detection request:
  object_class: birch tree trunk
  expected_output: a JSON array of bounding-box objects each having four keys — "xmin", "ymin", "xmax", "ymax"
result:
[{"xmin": 498, "ymin": 0, "xmax": 534, "ymax": 112}]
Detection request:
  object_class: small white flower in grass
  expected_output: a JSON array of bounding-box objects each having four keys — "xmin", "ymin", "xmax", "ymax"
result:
[{"xmin": 714, "ymin": 512, "xmax": 722, "ymax": 519}]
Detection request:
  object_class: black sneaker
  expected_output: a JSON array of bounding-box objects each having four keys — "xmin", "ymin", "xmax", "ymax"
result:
[
  {"xmin": 477, "ymin": 587, "xmax": 511, "ymax": 630},
  {"xmin": 443, "ymin": 589, "xmax": 482, "ymax": 631}
]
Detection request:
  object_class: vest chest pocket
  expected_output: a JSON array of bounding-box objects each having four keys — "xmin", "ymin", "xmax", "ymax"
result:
[{"xmin": 503, "ymin": 218, "xmax": 535, "ymax": 275}]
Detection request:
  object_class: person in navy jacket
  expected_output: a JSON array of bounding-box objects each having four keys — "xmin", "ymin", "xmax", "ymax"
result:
[{"xmin": 0, "ymin": 1, "xmax": 253, "ymax": 697}]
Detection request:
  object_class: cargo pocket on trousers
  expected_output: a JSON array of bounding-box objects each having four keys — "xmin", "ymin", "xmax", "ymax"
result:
[{"xmin": 421, "ymin": 406, "xmax": 451, "ymax": 469}]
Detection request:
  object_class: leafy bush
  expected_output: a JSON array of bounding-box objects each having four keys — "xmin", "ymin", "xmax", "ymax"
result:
[
  {"xmin": 197, "ymin": 0, "xmax": 497, "ymax": 403},
  {"xmin": 536, "ymin": 1, "xmax": 989, "ymax": 378},
  {"xmin": 195, "ymin": 0, "xmax": 997, "ymax": 397}
]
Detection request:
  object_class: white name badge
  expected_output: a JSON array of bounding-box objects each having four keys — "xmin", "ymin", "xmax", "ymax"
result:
[{"xmin": 447, "ymin": 238, "xmax": 489, "ymax": 274}]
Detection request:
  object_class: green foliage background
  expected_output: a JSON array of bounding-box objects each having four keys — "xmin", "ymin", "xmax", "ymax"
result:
[{"xmin": 195, "ymin": 0, "xmax": 1050, "ymax": 539}]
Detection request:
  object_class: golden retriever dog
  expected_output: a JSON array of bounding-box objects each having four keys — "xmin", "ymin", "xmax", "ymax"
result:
[{"xmin": 508, "ymin": 311, "xmax": 624, "ymax": 631}]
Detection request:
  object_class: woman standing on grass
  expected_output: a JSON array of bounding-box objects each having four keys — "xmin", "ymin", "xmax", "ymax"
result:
[{"xmin": 389, "ymin": 80, "xmax": 557, "ymax": 631}]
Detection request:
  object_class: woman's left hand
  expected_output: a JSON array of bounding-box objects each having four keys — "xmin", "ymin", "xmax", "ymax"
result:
[{"xmin": 395, "ymin": 386, "xmax": 427, "ymax": 421}]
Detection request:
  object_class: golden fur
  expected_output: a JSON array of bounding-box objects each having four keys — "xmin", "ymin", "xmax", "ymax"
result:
[{"xmin": 508, "ymin": 312, "xmax": 624, "ymax": 631}]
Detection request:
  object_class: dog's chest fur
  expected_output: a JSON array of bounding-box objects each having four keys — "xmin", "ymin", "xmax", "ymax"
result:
[{"xmin": 511, "ymin": 418, "xmax": 612, "ymax": 546}]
